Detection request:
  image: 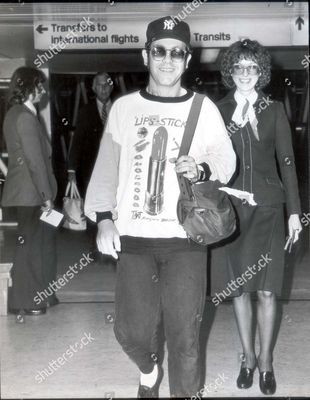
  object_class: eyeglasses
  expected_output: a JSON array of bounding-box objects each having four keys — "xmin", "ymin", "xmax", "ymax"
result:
[
  {"xmin": 149, "ymin": 45, "xmax": 188, "ymax": 63},
  {"xmin": 97, "ymin": 80, "xmax": 114, "ymax": 88},
  {"xmin": 231, "ymin": 64, "xmax": 260, "ymax": 75}
]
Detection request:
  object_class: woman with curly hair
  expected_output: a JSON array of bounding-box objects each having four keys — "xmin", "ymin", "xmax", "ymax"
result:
[
  {"xmin": 2, "ymin": 67, "xmax": 58, "ymax": 320},
  {"xmin": 214, "ymin": 40, "xmax": 302, "ymax": 394}
]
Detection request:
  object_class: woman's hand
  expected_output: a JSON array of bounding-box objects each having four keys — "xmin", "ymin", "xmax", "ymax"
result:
[
  {"xmin": 68, "ymin": 170, "xmax": 77, "ymax": 184},
  {"xmin": 41, "ymin": 199, "xmax": 54, "ymax": 213},
  {"xmin": 170, "ymin": 155, "xmax": 199, "ymax": 182},
  {"xmin": 288, "ymin": 214, "xmax": 302, "ymax": 243}
]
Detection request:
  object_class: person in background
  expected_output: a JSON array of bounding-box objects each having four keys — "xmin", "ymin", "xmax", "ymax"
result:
[
  {"xmin": 67, "ymin": 72, "xmax": 113, "ymax": 197},
  {"xmin": 213, "ymin": 39, "xmax": 302, "ymax": 395},
  {"xmin": 2, "ymin": 67, "xmax": 58, "ymax": 318},
  {"xmin": 85, "ymin": 16, "xmax": 235, "ymax": 398}
]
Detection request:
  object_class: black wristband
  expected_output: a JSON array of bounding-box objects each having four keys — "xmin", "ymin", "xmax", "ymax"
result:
[
  {"xmin": 199, "ymin": 162, "xmax": 211, "ymax": 181},
  {"xmin": 96, "ymin": 211, "xmax": 113, "ymax": 223}
]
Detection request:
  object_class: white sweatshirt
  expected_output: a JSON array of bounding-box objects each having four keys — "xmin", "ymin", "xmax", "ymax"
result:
[{"xmin": 85, "ymin": 89, "xmax": 236, "ymax": 239}]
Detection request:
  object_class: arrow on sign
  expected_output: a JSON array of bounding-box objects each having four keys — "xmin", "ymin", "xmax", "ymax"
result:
[
  {"xmin": 295, "ymin": 16, "xmax": 304, "ymax": 31},
  {"xmin": 36, "ymin": 24, "xmax": 48, "ymax": 34}
]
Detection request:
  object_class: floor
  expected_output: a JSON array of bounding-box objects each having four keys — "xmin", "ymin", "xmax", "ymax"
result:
[{"xmin": 1, "ymin": 227, "xmax": 310, "ymax": 399}]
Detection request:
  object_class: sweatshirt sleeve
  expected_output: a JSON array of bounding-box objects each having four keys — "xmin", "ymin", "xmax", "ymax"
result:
[
  {"xmin": 192, "ymin": 97, "xmax": 236, "ymax": 184},
  {"xmin": 84, "ymin": 103, "xmax": 121, "ymax": 222}
]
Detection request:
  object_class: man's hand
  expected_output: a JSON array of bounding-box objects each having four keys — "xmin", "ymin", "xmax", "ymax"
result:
[
  {"xmin": 288, "ymin": 214, "xmax": 302, "ymax": 243},
  {"xmin": 170, "ymin": 155, "xmax": 199, "ymax": 182},
  {"xmin": 68, "ymin": 170, "xmax": 77, "ymax": 184},
  {"xmin": 97, "ymin": 219, "xmax": 121, "ymax": 259}
]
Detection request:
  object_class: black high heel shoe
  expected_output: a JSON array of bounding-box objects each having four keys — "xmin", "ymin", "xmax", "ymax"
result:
[
  {"xmin": 259, "ymin": 369, "xmax": 276, "ymax": 395},
  {"xmin": 237, "ymin": 356, "xmax": 256, "ymax": 389}
]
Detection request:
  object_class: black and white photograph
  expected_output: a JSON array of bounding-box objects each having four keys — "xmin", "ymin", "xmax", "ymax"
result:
[{"xmin": 0, "ymin": 1, "xmax": 309, "ymax": 399}]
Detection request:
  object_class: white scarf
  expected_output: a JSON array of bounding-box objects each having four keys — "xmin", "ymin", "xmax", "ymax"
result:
[
  {"xmin": 24, "ymin": 100, "xmax": 37, "ymax": 115},
  {"xmin": 232, "ymin": 90, "xmax": 259, "ymax": 140}
]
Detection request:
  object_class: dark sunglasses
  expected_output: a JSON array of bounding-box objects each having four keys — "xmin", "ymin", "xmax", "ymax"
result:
[{"xmin": 149, "ymin": 45, "xmax": 188, "ymax": 63}]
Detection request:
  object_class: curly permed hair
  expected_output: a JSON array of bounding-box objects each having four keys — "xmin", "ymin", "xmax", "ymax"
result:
[
  {"xmin": 7, "ymin": 67, "xmax": 46, "ymax": 109},
  {"xmin": 220, "ymin": 39, "xmax": 271, "ymax": 90}
]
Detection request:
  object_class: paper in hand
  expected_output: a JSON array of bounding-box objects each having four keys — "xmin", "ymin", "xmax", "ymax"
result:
[
  {"xmin": 40, "ymin": 209, "xmax": 64, "ymax": 227},
  {"xmin": 219, "ymin": 187, "xmax": 257, "ymax": 206}
]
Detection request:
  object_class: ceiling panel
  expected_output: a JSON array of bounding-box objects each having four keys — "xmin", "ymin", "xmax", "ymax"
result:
[{"xmin": 0, "ymin": 2, "xmax": 308, "ymax": 73}]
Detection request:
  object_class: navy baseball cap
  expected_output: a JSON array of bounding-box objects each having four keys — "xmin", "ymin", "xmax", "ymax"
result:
[{"xmin": 145, "ymin": 16, "xmax": 191, "ymax": 48}]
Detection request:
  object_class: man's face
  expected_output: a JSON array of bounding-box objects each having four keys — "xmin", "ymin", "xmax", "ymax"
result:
[
  {"xmin": 93, "ymin": 74, "xmax": 113, "ymax": 103},
  {"xmin": 142, "ymin": 38, "xmax": 191, "ymax": 92}
]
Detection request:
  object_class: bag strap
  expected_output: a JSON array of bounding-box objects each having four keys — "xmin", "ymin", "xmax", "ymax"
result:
[
  {"xmin": 71, "ymin": 181, "xmax": 82, "ymax": 199},
  {"xmin": 178, "ymin": 93, "xmax": 205, "ymax": 157},
  {"xmin": 64, "ymin": 180, "xmax": 82, "ymax": 199},
  {"xmin": 177, "ymin": 93, "xmax": 205, "ymax": 200},
  {"xmin": 65, "ymin": 181, "xmax": 71, "ymax": 197}
]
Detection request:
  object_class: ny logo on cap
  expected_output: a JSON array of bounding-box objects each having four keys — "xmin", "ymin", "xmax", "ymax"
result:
[{"xmin": 163, "ymin": 19, "xmax": 175, "ymax": 30}]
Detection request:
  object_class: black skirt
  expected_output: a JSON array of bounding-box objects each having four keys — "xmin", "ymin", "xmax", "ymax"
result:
[{"xmin": 210, "ymin": 201, "xmax": 285, "ymax": 298}]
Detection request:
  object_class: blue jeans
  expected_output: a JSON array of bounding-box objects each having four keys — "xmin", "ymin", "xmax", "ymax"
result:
[{"xmin": 114, "ymin": 250, "xmax": 207, "ymax": 397}]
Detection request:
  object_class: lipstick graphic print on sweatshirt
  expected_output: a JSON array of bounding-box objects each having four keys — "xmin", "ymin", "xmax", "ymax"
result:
[{"xmin": 85, "ymin": 89, "xmax": 236, "ymax": 239}]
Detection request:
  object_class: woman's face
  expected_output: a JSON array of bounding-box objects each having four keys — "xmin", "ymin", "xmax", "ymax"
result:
[
  {"xmin": 29, "ymin": 82, "xmax": 46, "ymax": 104},
  {"xmin": 231, "ymin": 58, "xmax": 260, "ymax": 96}
]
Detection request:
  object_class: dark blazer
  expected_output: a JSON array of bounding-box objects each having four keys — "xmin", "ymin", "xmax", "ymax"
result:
[
  {"xmin": 1, "ymin": 104, "xmax": 57, "ymax": 207},
  {"xmin": 68, "ymin": 102, "xmax": 104, "ymax": 191},
  {"xmin": 216, "ymin": 90, "xmax": 301, "ymax": 215}
]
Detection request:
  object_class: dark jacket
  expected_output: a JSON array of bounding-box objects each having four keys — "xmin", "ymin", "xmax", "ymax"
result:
[
  {"xmin": 216, "ymin": 90, "xmax": 301, "ymax": 215},
  {"xmin": 68, "ymin": 102, "xmax": 103, "ymax": 189},
  {"xmin": 2, "ymin": 104, "xmax": 57, "ymax": 207}
]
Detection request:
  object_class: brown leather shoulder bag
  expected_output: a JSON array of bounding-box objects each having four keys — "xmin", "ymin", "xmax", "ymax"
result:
[{"xmin": 176, "ymin": 93, "xmax": 236, "ymax": 245}]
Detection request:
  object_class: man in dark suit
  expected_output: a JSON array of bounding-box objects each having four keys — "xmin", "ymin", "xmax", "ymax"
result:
[{"xmin": 67, "ymin": 72, "xmax": 113, "ymax": 197}]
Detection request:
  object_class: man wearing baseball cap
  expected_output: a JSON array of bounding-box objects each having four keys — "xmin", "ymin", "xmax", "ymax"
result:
[{"xmin": 85, "ymin": 16, "xmax": 235, "ymax": 398}]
